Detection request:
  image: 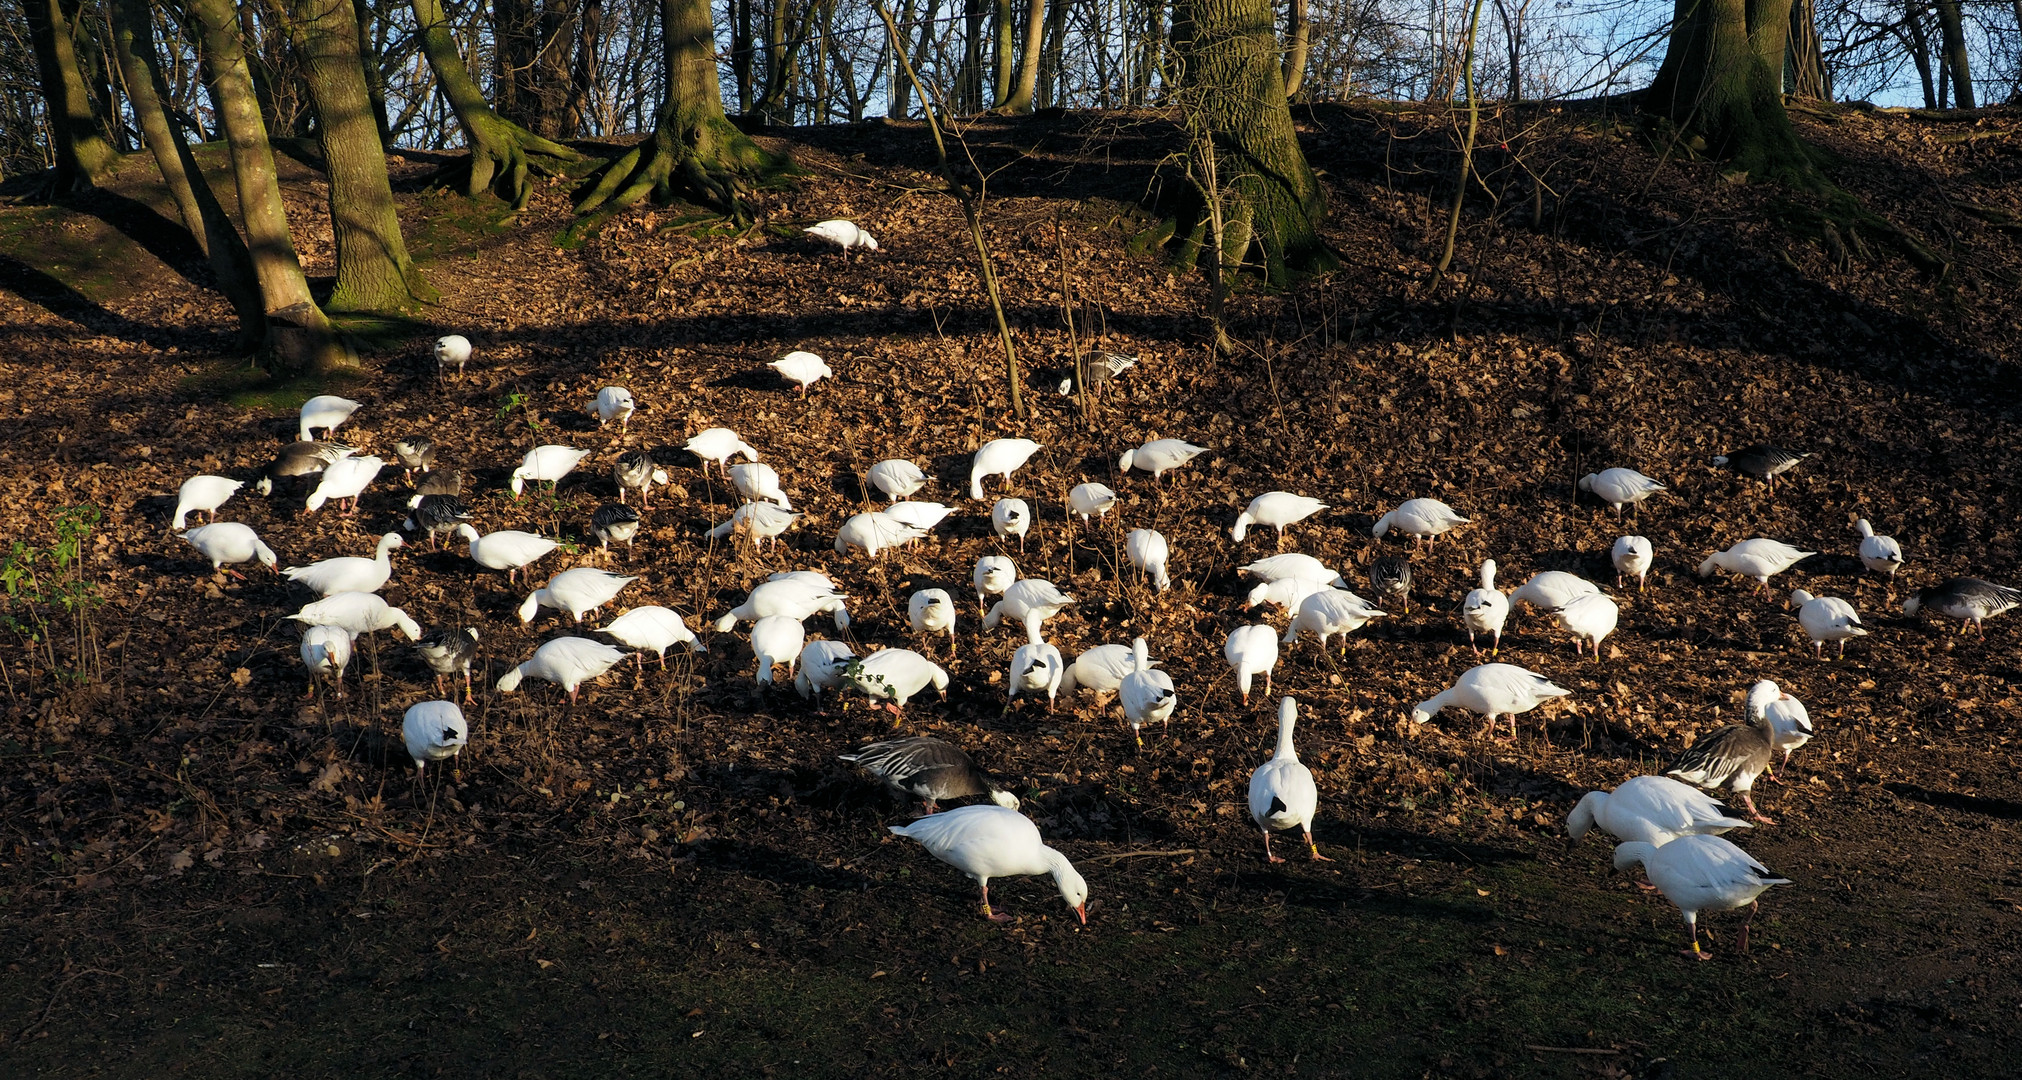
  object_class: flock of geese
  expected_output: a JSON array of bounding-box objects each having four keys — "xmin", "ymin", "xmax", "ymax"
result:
[{"xmin": 164, "ymin": 276, "xmax": 2020, "ymax": 955}]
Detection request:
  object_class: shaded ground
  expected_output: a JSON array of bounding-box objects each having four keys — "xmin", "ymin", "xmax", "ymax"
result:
[{"xmin": 1, "ymin": 102, "xmax": 2020, "ymax": 1078}]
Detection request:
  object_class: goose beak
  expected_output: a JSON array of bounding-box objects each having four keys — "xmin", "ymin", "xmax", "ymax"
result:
[{"xmin": 1074, "ymin": 903, "xmax": 1087, "ymax": 925}]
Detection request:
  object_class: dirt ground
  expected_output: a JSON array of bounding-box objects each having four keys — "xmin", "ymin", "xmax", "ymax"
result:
[{"xmin": 1, "ymin": 102, "xmax": 2021, "ymax": 1078}]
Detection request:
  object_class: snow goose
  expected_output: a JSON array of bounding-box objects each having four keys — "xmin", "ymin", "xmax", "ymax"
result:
[
  {"xmin": 1127, "ymin": 529, "xmax": 1172, "ymax": 592},
  {"xmin": 1225, "ymin": 624, "xmax": 1280, "ymax": 705},
  {"xmin": 254, "ymin": 440, "xmax": 355, "ymax": 496},
  {"xmin": 1058, "ymin": 351, "xmax": 1136, "ymax": 396},
  {"xmin": 1567, "ymin": 775, "xmax": 1751, "ymax": 847},
  {"xmin": 1067, "ymin": 482, "xmax": 1118, "ymax": 527},
  {"xmin": 586, "ymin": 387, "xmax": 636, "ymax": 429},
  {"xmin": 1788, "ymin": 589, "xmax": 1865, "ymax": 658},
  {"xmin": 844, "ymin": 648, "xmax": 949, "ymax": 713},
  {"xmin": 434, "ymin": 334, "xmax": 471, "ymax": 380},
  {"xmin": 794, "ymin": 639, "xmax": 856, "ymax": 703},
  {"xmin": 179, "ymin": 523, "xmax": 276, "ymax": 578},
  {"xmin": 1249, "ymin": 697, "xmax": 1328, "ymax": 863},
  {"xmin": 1009, "ymin": 640, "xmax": 1065, "ymax": 711},
  {"xmin": 171, "ymin": 475, "xmax": 242, "ymax": 530},
  {"xmin": 1508, "ymin": 570, "xmax": 1600, "ymax": 616},
  {"xmin": 392, "ymin": 436, "xmax": 434, "ymax": 482},
  {"xmin": 402, "ymin": 701, "xmax": 469, "ymax": 776},
  {"xmin": 969, "ymin": 438, "xmax": 1042, "ymax": 499},
  {"xmin": 403, "ymin": 493, "xmax": 470, "ymax": 549},
  {"xmin": 519, "ymin": 567, "xmax": 637, "ymax": 624},
  {"xmin": 1698, "ymin": 539, "xmax": 1815, "ymax": 597},
  {"xmin": 868, "ymin": 459, "xmax": 927, "ymax": 501},
  {"xmin": 1612, "ymin": 835, "xmax": 1791, "ymax": 960},
  {"xmin": 1240, "ymin": 553, "xmax": 1346, "ymax": 587},
  {"xmin": 834, "ymin": 510, "xmax": 929, "ymax": 558},
  {"xmin": 510, "ymin": 445, "xmax": 591, "ymax": 496},
  {"xmin": 612, "ymin": 450, "xmax": 670, "ymax": 508},
  {"xmin": 1713, "ymin": 444, "xmax": 1810, "ymax": 486},
  {"xmin": 1556, "ymin": 592, "xmax": 1620, "ymax": 659},
  {"xmin": 805, "ymin": 219, "xmax": 877, "ymax": 256},
  {"xmin": 599, "ymin": 606, "xmax": 704, "ymax": 669},
  {"xmin": 1282, "ymin": 589, "xmax": 1388, "ymax": 652},
  {"xmin": 286, "ymin": 592, "xmax": 421, "ymax": 642},
  {"xmin": 1903, "ymin": 577, "xmax": 2020, "ymax": 635},
  {"xmin": 839, "ymin": 737, "xmax": 1019, "ymax": 813},
  {"xmin": 1117, "ymin": 438, "xmax": 1208, "ymax": 482},
  {"xmin": 1853, "ymin": 518, "xmax": 1905, "ymax": 584},
  {"xmin": 1241, "ymin": 576, "xmax": 1337, "ymax": 614},
  {"xmin": 750, "ymin": 615, "xmax": 806, "ymax": 686},
  {"xmin": 590, "ymin": 502, "xmax": 642, "ymax": 556},
  {"xmin": 1578, "ymin": 468, "xmax": 1666, "ymax": 516},
  {"xmin": 414, "ymin": 626, "xmax": 480, "ymax": 700},
  {"xmin": 886, "ymin": 501, "xmax": 953, "ymax": 532},
  {"xmin": 1059, "ymin": 643, "xmax": 1143, "ymax": 699},
  {"xmin": 1368, "ymin": 557, "xmax": 1413, "ymax": 614},
  {"xmin": 456, "ymin": 524, "xmax": 557, "ymax": 585},
  {"xmin": 1612, "ymin": 536, "xmax": 1654, "ymax": 591},
  {"xmin": 1411, "ymin": 663, "xmax": 1572, "ymax": 740},
  {"xmin": 991, "ymin": 498, "xmax": 1031, "ymax": 549},
  {"xmin": 713, "ymin": 577, "xmax": 850, "ymax": 632},
  {"xmin": 1462, "ymin": 559, "xmax": 1509, "ymax": 657},
  {"xmin": 889, "ymin": 805, "xmax": 1086, "ymax": 923},
  {"xmin": 299, "ymin": 625, "xmax": 352, "ymax": 699},
  {"xmin": 1370, "ymin": 498, "xmax": 1470, "ymax": 546},
  {"xmin": 298, "ymin": 395, "xmax": 361, "ymax": 442},
  {"xmin": 729, "ymin": 462, "xmax": 791, "ymax": 508},
  {"xmin": 770, "ymin": 350, "xmax": 832, "ymax": 395},
  {"xmin": 304, "ymin": 455, "xmax": 384, "ymax": 515},
  {"xmin": 495, "ymin": 636, "xmax": 630, "ymax": 703},
  {"xmin": 984, "ymin": 578, "xmax": 1075, "ymax": 643},
  {"xmin": 1231, "ymin": 492, "xmax": 1327, "ymax": 546},
  {"xmin": 973, "ymin": 555, "xmax": 1017, "ymax": 613},
  {"xmin": 707, "ymin": 501, "xmax": 802, "ymax": 549},
  {"xmin": 1666, "ymin": 691, "xmax": 1778, "ymax": 822},
  {"xmin": 684, "ymin": 428, "xmax": 759, "ymax": 478},
  {"xmin": 1119, "ymin": 637, "xmax": 1176, "ymax": 746},
  {"xmin": 283, "ymin": 532, "xmax": 404, "ymax": 597},
  {"xmin": 908, "ymin": 589, "xmax": 958, "ymax": 656}
]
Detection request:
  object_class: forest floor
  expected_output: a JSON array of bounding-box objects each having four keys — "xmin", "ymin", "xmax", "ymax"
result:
[{"xmin": 1, "ymin": 100, "xmax": 2021, "ymax": 1078}]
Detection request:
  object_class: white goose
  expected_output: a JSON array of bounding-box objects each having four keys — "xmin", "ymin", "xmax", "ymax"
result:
[
  {"xmin": 1578, "ymin": 468, "xmax": 1666, "ymax": 516},
  {"xmin": 1370, "ymin": 498, "xmax": 1470, "ymax": 546},
  {"xmin": 510, "ymin": 445, "xmax": 591, "ymax": 496},
  {"xmin": 908, "ymin": 589, "xmax": 958, "ymax": 655},
  {"xmin": 298, "ymin": 395, "xmax": 361, "ymax": 442},
  {"xmin": 868, "ymin": 459, "xmax": 927, "ymax": 500},
  {"xmin": 1117, "ymin": 439, "xmax": 1209, "ymax": 481},
  {"xmin": 1059, "ymin": 643, "xmax": 1144, "ymax": 699},
  {"xmin": 456, "ymin": 525, "xmax": 558, "ymax": 585},
  {"xmin": 984, "ymin": 578, "xmax": 1075, "ymax": 643},
  {"xmin": 434, "ymin": 334, "xmax": 472, "ymax": 380},
  {"xmin": 1853, "ymin": 518, "xmax": 1905, "ymax": 582},
  {"xmin": 1557, "ymin": 591, "xmax": 1620, "ymax": 659},
  {"xmin": 1509, "ymin": 570, "xmax": 1600, "ymax": 615},
  {"xmin": 495, "ymin": 636, "xmax": 630, "ymax": 702},
  {"xmin": 1009, "ymin": 640, "xmax": 1065, "ymax": 711},
  {"xmin": 885, "ymin": 501, "xmax": 953, "ymax": 531},
  {"xmin": 1698, "ymin": 539, "xmax": 1815, "ymax": 597},
  {"xmin": 283, "ymin": 532, "xmax": 404, "ymax": 597},
  {"xmin": 520, "ymin": 567, "xmax": 638, "ymax": 624},
  {"xmin": 1612, "ymin": 836, "xmax": 1791, "ymax": 961},
  {"xmin": 1411, "ymin": 663, "xmax": 1572, "ymax": 740},
  {"xmin": 402, "ymin": 701, "xmax": 469, "ymax": 775},
  {"xmin": 1126, "ymin": 528, "xmax": 1172, "ymax": 592},
  {"xmin": 805, "ymin": 219, "xmax": 878, "ymax": 256},
  {"xmin": 1231, "ymin": 492, "xmax": 1327, "ymax": 546},
  {"xmin": 1244, "ymin": 577, "xmax": 1332, "ymax": 613},
  {"xmin": 770, "ymin": 351, "xmax": 832, "ymax": 395},
  {"xmin": 991, "ymin": 498, "xmax": 1031, "ymax": 549},
  {"xmin": 1119, "ymin": 637, "xmax": 1176, "ymax": 747},
  {"xmin": 305, "ymin": 455, "xmax": 385, "ymax": 515},
  {"xmin": 713, "ymin": 577, "xmax": 850, "ymax": 632},
  {"xmin": 973, "ymin": 555, "xmax": 1017, "ymax": 613},
  {"xmin": 1224, "ymin": 625, "xmax": 1280, "ymax": 705},
  {"xmin": 1747, "ymin": 679, "xmax": 1814, "ymax": 773},
  {"xmin": 599, "ymin": 606, "xmax": 705, "ymax": 669},
  {"xmin": 751, "ymin": 615, "xmax": 805, "ymax": 686},
  {"xmin": 180, "ymin": 523, "xmax": 276, "ymax": 577},
  {"xmin": 1248, "ymin": 697, "xmax": 1328, "ymax": 863},
  {"xmin": 171, "ymin": 475, "xmax": 242, "ymax": 531},
  {"xmin": 286, "ymin": 591, "xmax": 421, "ymax": 641},
  {"xmin": 845, "ymin": 648, "xmax": 949, "ymax": 712},
  {"xmin": 1067, "ymin": 482, "xmax": 1118, "ymax": 527},
  {"xmin": 1282, "ymin": 589, "xmax": 1388, "ymax": 652},
  {"xmin": 685, "ymin": 427, "xmax": 760, "ymax": 477},
  {"xmin": 1612, "ymin": 536, "xmax": 1654, "ymax": 591},
  {"xmin": 706, "ymin": 502, "xmax": 802, "ymax": 548},
  {"xmin": 587, "ymin": 387, "xmax": 636, "ymax": 428},
  {"xmin": 1567, "ymin": 775, "xmax": 1752, "ymax": 847},
  {"xmin": 729, "ymin": 462, "xmax": 791, "ymax": 508},
  {"xmin": 1462, "ymin": 559, "xmax": 1510, "ymax": 657},
  {"xmin": 969, "ymin": 438, "xmax": 1042, "ymax": 499},
  {"xmin": 834, "ymin": 511, "xmax": 928, "ymax": 558},
  {"xmin": 888, "ymin": 805, "xmax": 1087, "ymax": 923},
  {"xmin": 299, "ymin": 625, "xmax": 352, "ymax": 699},
  {"xmin": 794, "ymin": 639, "xmax": 857, "ymax": 703},
  {"xmin": 1241, "ymin": 553, "xmax": 1345, "ymax": 586},
  {"xmin": 1788, "ymin": 589, "xmax": 1865, "ymax": 658}
]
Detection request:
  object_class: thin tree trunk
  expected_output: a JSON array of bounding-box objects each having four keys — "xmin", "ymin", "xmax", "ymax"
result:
[
  {"xmin": 992, "ymin": 0, "xmax": 1015, "ymax": 105},
  {"xmin": 1933, "ymin": 0, "xmax": 1974, "ymax": 108},
  {"xmin": 1904, "ymin": 3, "xmax": 1936, "ymax": 108},
  {"xmin": 564, "ymin": 0, "xmax": 605, "ymax": 136},
  {"xmin": 1282, "ymin": 0, "xmax": 1309, "ymax": 98},
  {"xmin": 731, "ymin": 0, "xmax": 755, "ymax": 111},
  {"xmin": 1643, "ymin": 0, "xmax": 1814, "ymax": 184},
  {"xmin": 1037, "ymin": 0, "xmax": 1068, "ymax": 106},
  {"xmin": 1785, "ymin": 0, "xmax": 1828, "ymax": 99},
  {"xmin": 24, "ymin": 0, "xmax": 119, "ymax": 192},
  {"xmin": 409, "ymin": 0, "xmax": 582, "ymax": 208},
  {"xmin": 753, "ymin": 0, "xmax": 816, "ymax": 123},
  {"xmin": 997, "ymin": 0, "xmax": 1047, "ymax": 112},
  {"xmin": 1493, "ymin": 0, "xmax": 1523, "ymax": 100},
  {"xmin": 352, "ymin": 0, "xmax": 394, "ymax": 145}
]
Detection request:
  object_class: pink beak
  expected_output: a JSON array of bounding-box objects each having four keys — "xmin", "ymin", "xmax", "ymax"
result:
[{"xmin": 1074, "ymin": 904, "xmax": 1088, "ymax": 925}]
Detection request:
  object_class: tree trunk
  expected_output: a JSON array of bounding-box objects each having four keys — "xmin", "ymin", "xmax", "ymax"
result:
[
  {"xmin": 187, "ymin": 0, "xmax": 354, "ymax": 376},
  {"xmin": 24, "ymin": 0, "xmax": 119, "ymax": 193},
  {"xmin": 284, "ymin": 0, "xmax": 435, "ymax": 312},
  {"xmin": 572, "ymin": 0, "xmax": 779, "ymax": 229},
  {"xmin": 1282, "ymin": 0, "xmax": 1310, "ymax": 98},
  {"xmin": 1642, "ymin": 0, "xmax": 1815, "ymax": 184},
  {"xmin": 1903, "ymin": 3, "xmax": 1936, "ymax": 108},
  {"xmin": 1134, "ymin": 1, "xmax": 1165, "ymax": 105},
  {"xmin": 409, "ymin": 0, "xmax": 582, "ymax": 209},
  {"xmin": 991, "ymin": 0, "xmax": 1015, "ymax": 105},
  {"xmin": 731, "ymin": 0, "xmax": 755, "ymax": 111},
  {"xmin": 752, "ymin": 0, "xmax": 814, "ymax": 123},
  {"xmin": 353, "ymin": 0, "xmax": 395, "ymax": 145},
  {"xmin": 1933, "ymin": 0, "xmax": 1975, "ymax": 108},
  {"xmin": 1784, "ymin": 0, "xmax": 1828, "ymax": 99},
  {"xmin": 1168, "ymin": 0, "xmax": 1334, "ymax": 285},
  {"xmin": 1493, "ymin": 0, "xmax": 1524, "ymax": 100},
  {"xmin": 996, "ymin": 0, "xmax": 1047, "ymax": 112},
  {"xmin": 564, "ymin": 0, "xmax": 606, "ymax": 137},
  {"xmin": 1037, "ymin": 0, "xmax": 1068, "ymax": 106}
]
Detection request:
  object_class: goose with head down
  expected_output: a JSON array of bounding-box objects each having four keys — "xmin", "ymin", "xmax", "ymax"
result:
[
  {"xmin": 839, "ymin": 736, "xmax": 1019, "ymax": 814},
  {"xmin": 587, "ymin": 387, "xmax": 637, "ymax": 429},
  {"xmin": 1578, "ymin": 468, "xmax": 1666, "ymax": 517},
  {"xmin": 305, "ymin": 456, "xmax": 385, "ymax": 515},
  {"xmin": 495, "ymin": 637, "xmax": 631, "ymax": 703},
  {"xmin": 1224, "ymin": 624, "xmax": 1280, "ymax": 706},
  {"xmin": 519, "ymin": 567, "xmax": 638, "ymax": 625},
  {"xmin": 1117, "ymin": 439, "xmax": 1208, "ymax": 482},
  {"xmin": 713, "ymin": 576, "xmax": 850, "ymax": 633},
  {"xmin": 770, "ymin": 351, "xmax": 832, "ymax": 396},
  {"xmin": 984, "ymin": 578, "xmax": 1075, "ymax": 643},
  {"xmin": 402, "ymin": 701, "xmax": 469, "ymax": 777},
  {"xmin": 1058, "ymin": 642, "xmax": 1145, "ymax": 700},
  {"xmin": 590, "ymin": 502, "xmax": 642, "ymax": 556},
  {"xmin": 1903, "ymin": 577, "xmax": 2021, "ymax": 635},
  {"xmin": 868, "ymin": 459, "xmax": 927, "ymax": 501},
  {"xmin": 888, "ymin": 805, "xmax": 1086, "ymax": 923},
  {"xmin": 729, "ymin": 462, "xmax": 791, "ymax": 508},
  {"xmin": 172, "ymin": 475, "xmax": 243, "ymax": 531},
  {"xmin": 1713, "ymin": 444, "xmax": 1809, "ymax": 486},
  {"xmin": 599, "ymin": 606, "xmax": 704, "ymax": 670},
  {"xmin": 1788, "ymin": 589, "xmax": 1865, "ymax": 658},
  {"xmin": 1567, "ymin": 775, "xmax": 1752, "ymax": 847},
  {"xmin": 1411, "ymin": 663, "xmax": 1572, "ymax": 741},
  {"xmin": 1068, "ymin": 483, "xmax": 1118, "ymax": 528},
  {"xmin": 1509, "ymin": 570, "xmax": 1600, "ymax": 616},
  {"xmin": 1127, "ymin": 529, "xmax": 1172, "ymax": 592},
  {"xmin": 299, "ymin": 625, "xmax": 352, "ymax": 700},
  {"xmin": 1613, "ymin": 835, "xmax": 1791, "ymax": 961},
  {"xmin": 1698, "ymin": 539, "xmax": 1815, "ymax": 597},
  {"xmin": 1853, "ymin": 518, "xmax": 1905, "ymax": 587},
  {"xmin": 708, "ymin": 501, "xmax": 802, "ymax": 550},
  {"xmin": 298, "ymin": 395, "xmax": 361, "ymax": 442},
  {"xmin": 750, "ymin": 615, "xmax": 806, "ymax": 686},
  {"xmin": 684, "ymin": 427, "xmax": 759, "ymax": 478},
  {"xmin": 1231, "ymin": 492, "xmax": 1327, "ymax": 547},
  {"xmin": 392, "ymin": 436, "xmax": 434, "ymax": 482},
  {"xmin": 1282, "ymin": 589, "xmax": 1387, "ymax": 653},
  {"xmin": 969, "ymin": 438, "xmax": 1042, "ymax": 499},
  {"xmin": 1370, "ymin": 498, "xmax": 1470, "ymax": 547},
  {"xmin": 403, "ymin": 494, "xmax": 470, "ymax": 550},
  {"xmin": 414, "ymin": 626, "xmax": 480, "ymax": 700},
  {"xmin": 180, "ymin": 523, "xmax": 277, "ymax": 578},
  {"xmin": 835, "ymin": 511, "xmax": 929, "ymax": 559},
  {"xmin": 457, "ymin": 524, "xmax": 558, "ymax": 585},
  {"xmin": 844, "ymin": 648, "xmax": 949, "ymax": 714},
  {"xmin": 511, "ymin": 446, "xmax": 592, "ymax": 496},
  {"xmin": 255, "ymin": 441, "xmax": 354, "ymax": 496},
  {"xmin": 286, "ymin": 591, "xmax": 422, "ymax": 642},
  {"xmin": 612, "ymin": 450, "xmax": 670, "ymax": 508},
  {"xmin": 1556, "ymin": 592, "xmax": 1619, "ymax": 660},
  {"xmin": 794, "ymin": 639, "xmax": 856, "ymax": 704},
  {"xmin": 805, "ymin": 219, "xmax": 878, "ymax": 257},
  {"xmin": 1666, "ymin": 683, "xmax": 1782, "ymax": 823},
  {"xmin": 434, "ymin": 335, "xmax": 472, "ymax": 380}
]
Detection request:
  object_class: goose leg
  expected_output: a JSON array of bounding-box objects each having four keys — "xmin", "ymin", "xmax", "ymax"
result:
[
  {"xmin": 1263, "ymin": 829, "xmax": 1283, "ymax": 864},
  {"xmin": 1738, "ymin": 900, "xmax": 1759, "ymax": 954},
  {"xmin": 1739, "ymin": 791, "xmax": 1775, "ymax": 825},
  {"xmin": 1683, "ymin": 914, "xmax": 1710, "ymax": 961},
  {"xmin": 979, "ymin": 885, "xmax": 1013, "ymax": 922},
  {"xmin": 1305, "ymin": 831, "xmax": 1331, "ymax": 861}
]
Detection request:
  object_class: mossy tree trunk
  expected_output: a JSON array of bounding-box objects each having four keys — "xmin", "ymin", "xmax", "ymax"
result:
[
  {"xmin": 572, "ymin": 0, "xmax": 779, "ymax": 230},
  {"xmin": 995, "ymin": 0, "xmax": 1047, "ymax": 113},
  {"xmin": 1642, "ymin": 0, "xmax": 1816, "ymax": 184},
  {"xmin": 188, "ymin": 0, "xmax": 355, "ymax": 377},
  {"xmin": 1168, "ymin": 0, "xmax": 1336, "ymax": 286},
  {"xmin": 283, "ymin": 0, "xmax": 436, "ymax": 312},
  {"xmin": 409, "ymin": 0, "xmax": 582, "ymax": 210},
  {"xmin": 24, "ymin": 0, "xmax": 119, "ymax": 194},
  {"xmin": 1282, "ymin": 0, "xmax": 1310, "ymax": 98}
]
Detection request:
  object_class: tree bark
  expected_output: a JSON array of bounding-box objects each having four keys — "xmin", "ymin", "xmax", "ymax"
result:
[
  {"xmin": 409, "ymin": 0, "xmax": 583, "ymax": 209},
  {"xmin": 1282, "ymin": 0, "xmax": 1310, "ymax": 98},
  {"xmin": 752, "ymin": 0, "xmax": 814, "ymax": 123},
  {"xmin": 187, "ymin": 0, "xmax": 354, "ymax": 376},
  {"xmin": 996, "ymin": 0, "xmax": 1047, "ymax": 112},
  {"xmin": 959, "ymin": 0, "xmax": 986, "ymax": 112},
  {"xmin": 24, "ymin": 0, "xmax": 119, "ymax": 193},
  {"xmin": 1902, "ymin": 3, "xmax": 1936, "ymax": 109},
  {"xmin": 1037, "ymin": 0, "xmax": 1068, "ymax": 106},
  {"xmin": 731, "ymin": 0, "xmax": 755, "ymax": 111},
  {"xmin": 1933, "ymin": 0, "xmax": 1975, "ymax": 108},
  {"xmin": 1168, "ymin": 0, "xmax": 1336, "ymax": 284},
  {"xmin": 991, "ymin": 0, "xmax": 1015, "ymax": 105},
  {"xmin": 1784, "ymin": 0, "xmax": 1828, "ymax": 99},
  {"xmin": 284, "ymin": 0, "xmax": 435, "ymax": 312},
  {"xmin": 1642, "ymin": 0, "xmax": 1815, "ymax": 184},
  {"xmin": 353, "ymin": 0, "xmax": 395, "ymax": 145}
]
